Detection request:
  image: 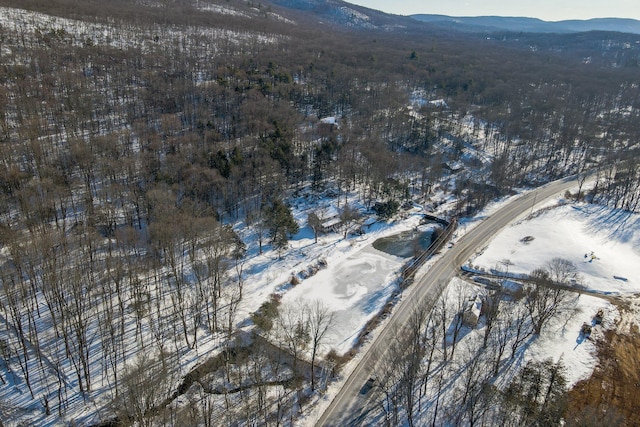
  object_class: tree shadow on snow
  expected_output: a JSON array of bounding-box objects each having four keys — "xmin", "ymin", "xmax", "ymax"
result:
[
  {"xmin": 584, "ymin": 205, "xmax": 639, "ymax": 244},
  {"xmin": 358, "ymin": 286, "xmax": 394, "ymax": 316}
]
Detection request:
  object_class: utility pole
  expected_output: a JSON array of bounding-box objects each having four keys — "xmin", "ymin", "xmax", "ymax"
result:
[{"xmin": 530, "ymin": 191, "xmax": 537, "ymax": 216}]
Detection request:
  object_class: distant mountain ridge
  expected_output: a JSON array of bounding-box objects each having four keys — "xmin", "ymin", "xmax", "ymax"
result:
[
  {"xmin": 266, "ymin": 0, "xmax": 418, "ymax": 30},
  {"xmin": 410, "ymin": 15, "xmax": 640, "ymax": 35},
  {"xmin": 266, "ymin": 1, "xmax": 640, "ymax": 35}
]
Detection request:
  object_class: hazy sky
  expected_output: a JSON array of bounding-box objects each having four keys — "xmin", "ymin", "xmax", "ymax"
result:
[{"xmin": 346, "ymin": 0, "xmax": 640, "ymax": 21}]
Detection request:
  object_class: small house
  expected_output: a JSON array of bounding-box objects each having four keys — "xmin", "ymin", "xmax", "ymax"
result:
[
  {"xmin": 444, "ymin": 161, "xmax": 464, "ymax": 173},
  {"xmin": 318, "ymin": 117, "xmax": 339, "ymax": 134},
  {"xmin": 462, "ymin": 295, "xmax": 483, "ymax": 327},
  {"xmin": 319, "ymin": 206, "xmax": 342, "ymax": 233},
  {"xmin": 428, "ymin": 99, "xmax": 448, "ymax": 108}
]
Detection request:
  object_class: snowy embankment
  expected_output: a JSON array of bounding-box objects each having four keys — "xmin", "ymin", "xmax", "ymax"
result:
[{"xmin": 468, "ymin": 199, "xmax": 640, "ymax": 386}]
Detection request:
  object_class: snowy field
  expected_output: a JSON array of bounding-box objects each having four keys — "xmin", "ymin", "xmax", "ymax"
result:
[
  {"xmin": 473, "ymin": 201, "xmax": 640, "ymax": 295},
  {"xmin": 466, "ymin": 198, "xmax": 640, "ymax": 386}
]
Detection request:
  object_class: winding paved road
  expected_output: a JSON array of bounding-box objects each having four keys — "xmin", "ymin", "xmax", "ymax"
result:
[{"xmin": 316, "ymin": 176, "xmax": 579, "ymax": 426}]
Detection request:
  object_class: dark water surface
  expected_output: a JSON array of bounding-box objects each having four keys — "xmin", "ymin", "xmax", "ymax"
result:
[{"xmin": 372, "ymin": 226, "xmax": 436, "ymax": 258}]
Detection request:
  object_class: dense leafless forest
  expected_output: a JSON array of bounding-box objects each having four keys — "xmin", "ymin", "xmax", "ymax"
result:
[{"xmin": 0, "ymin": 0, "xmax": 639, "ymax": 425}]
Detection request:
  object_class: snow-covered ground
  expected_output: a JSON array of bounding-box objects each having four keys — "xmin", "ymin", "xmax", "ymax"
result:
[
  {"xmin": 522, "ymin": 291, "xmax": 609, "ymax": 386},
  {"xmin": 1, "ymin": 4, "xmax": 636, "ymax": 426},
  {"xmin": 473, "ymin": 201, "xmax": 640, "ymax": 295},
  {"xmin": 3, "ymin": 169, "xmax": 632, "ymax": 426},
  {"xmin": 300, "ymin": 191, "xmax": 640, "ymax": 426},
  {"xmin": 281, "ymin": 244, "xmax": 403, "ymax": 353},
  {"xmin": 463, "ymin": 198, "xmax": 640, "ymax": 387},
  {"xmin": 278, "ymin": 189, "xmax": 636, "ymax": 381},
  {"xmin": 434, "ymin": 278, "xmax": 609, "ymax": 389},
  {"xmin": 461, "ymin": 195, "xmax": 640, "ymax": 388},
  {"xmin": 236, "ymin": 200, "xmax": 431, "ymax": 355}
]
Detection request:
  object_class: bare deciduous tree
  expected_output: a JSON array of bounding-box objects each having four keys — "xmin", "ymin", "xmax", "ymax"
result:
[
  {"xmin": 545, "ymin": 257, "xmax": 578, "ymax": 284},
  {"xmin": 115, "ymin": 353, "xmax": 177, "ymax": 427},
  {"xmin": 305, "ymin": 300, "xmax": 334, "ymax": 391},
  {"xmin": 525, "ymin": 269, "xmax": 573, "ymax": 335},
  {"xmin": 307, "ymin": 211, "xmax": 323, "ymax": 244}
]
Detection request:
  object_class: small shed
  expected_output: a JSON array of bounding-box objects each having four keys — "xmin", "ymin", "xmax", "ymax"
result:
[
  {"xmin": 319, "ymin": 206, "xmax": 342, "ymax": 233},
  {"xmin": 462, "ymin": 295, "xmax": 483, "ymax": 327},
  {"xmin": 320, "ymin": 116, "xmax": 338, "ymax": 126},
  {"xmin": 318, "ymin": 117, "xmax": 339, "ymax": 133},
  {"xmin": 444, "ymin": 160, "xmax": 464, "ymax": 173},
  {"xmin": 321, "ymin": 217, "xmax": 342, "ymax": 233}
]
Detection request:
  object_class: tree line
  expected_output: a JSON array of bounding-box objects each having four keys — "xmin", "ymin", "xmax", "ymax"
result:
[
  {"xmin": 0, "ymin": 0, "xmax": 638, "ymax": 424},
  {"xmin": 370, "ymin": 259, "xmax": 583, "ymax": 426}
]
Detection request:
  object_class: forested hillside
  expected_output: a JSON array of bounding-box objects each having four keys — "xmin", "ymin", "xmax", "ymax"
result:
[{"xmin": 0, "ymin": 0, "xmax": 639, "ymax": 425}]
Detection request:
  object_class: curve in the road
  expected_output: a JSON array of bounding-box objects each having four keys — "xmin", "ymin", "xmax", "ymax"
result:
[{"xmin": 316, "ymin": 176, "xmax": 579, "ymax": 427}]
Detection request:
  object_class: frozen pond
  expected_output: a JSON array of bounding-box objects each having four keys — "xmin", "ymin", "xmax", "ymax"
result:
[
  {"xmin": 281, "ymin": 244, "xmax": 404, "ymax": 353},
  {"xmin": 372, "ymin": 224, "xmax": 438, "ymax": 258}
]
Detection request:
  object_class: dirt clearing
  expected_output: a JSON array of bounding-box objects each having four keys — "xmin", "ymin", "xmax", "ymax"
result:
[{"xmin": 565, "ymin": 303, "xmax": 640, "ymax": 427}]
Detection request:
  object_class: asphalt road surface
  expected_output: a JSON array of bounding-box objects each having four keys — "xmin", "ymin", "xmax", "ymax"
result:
[{"xmin": 316, "ymin": 176, "xmax": 579, "ymax": 426}]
